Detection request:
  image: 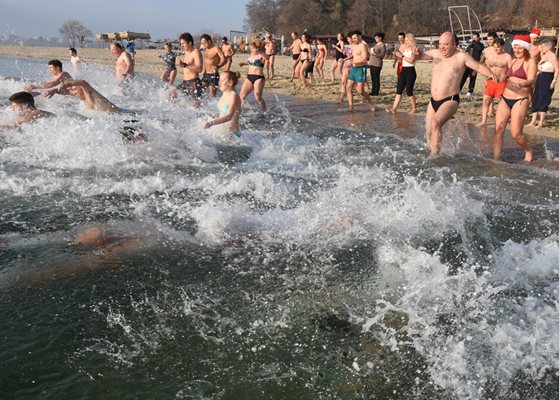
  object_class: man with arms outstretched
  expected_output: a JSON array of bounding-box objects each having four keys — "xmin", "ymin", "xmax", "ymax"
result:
[{"xmin": 417, "ymin": 32, "xmax": 494, "ymax": 155}]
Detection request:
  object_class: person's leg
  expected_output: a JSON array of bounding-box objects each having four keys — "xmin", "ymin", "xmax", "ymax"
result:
[
  {"xmin": 270, "ymin": 55, "xmax": 275, "ymax": 79},
  {"xmin": 407, "ymin": 68, "xmax": 417, "ymax": 113},
  {"xmin": 330, "ymin": 60, "xmax": 337, "ymax": 83},
  {"xmin": 409, "ymin": 96, "xmax": 417, "ymax": 114},
  {"xmin": 428, "ymin": 100, "xmax": 459, "ymax": 155},
  {"xmin": 253, "ymin": 78, "xmax": 267, "ymax": 111},
  {"xmin": 356, "ymin": 81, "xmax": 375, "ymax": 111},
  {"xmin": 346, "ymin": 80, "xmax": 355, "ymax": 111},
  {"xmin": 160, "ymin": 70, "xmax": 169, "ymax": 82},
  {"xmin": 372, "ymin": 66, "xmax": 381, "ymax": 96},
  {"xmin": 477, "ymin": 95, "xmax": 493, "ymax": 127},
  {"xmin": 388, "ymin": 73, "xmax": 405, "ymax": 112},
  {"xmin": 169, "ymin": 70, "xmax": 177, "ymax": 86},
  {"xmin": 527, "ymin": 111, "xmax": 537, "ymax": 127},
  {"xmin": 493, "ymin": 100, "xmax": 511, "ymax": 160},
  {"xmin": 290, "ymin": 59, "xmax": 297, "ymax": 81},
  {"xmin": 468, "ymin": 71, "xmax": 477, "ymax": 95},
  {"xmin": 509, "ymin": 101, "xmax": 532, "ymax": 162},
  {"xmin": 536, "ymin": 112, "xmax": 546, "ymax": 128},
  {"xmin": 239, "ymin": 79, "xmax": 253, "ymax": 107},
  {"xmin": 459, "ymin": 68, "xmax": 471, "ymax": 91}
]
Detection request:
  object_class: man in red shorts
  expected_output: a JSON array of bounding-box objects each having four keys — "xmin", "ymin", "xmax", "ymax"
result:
[{"xmin": 477, "ymin": 36, "xmax": 512, "ymax": 126}]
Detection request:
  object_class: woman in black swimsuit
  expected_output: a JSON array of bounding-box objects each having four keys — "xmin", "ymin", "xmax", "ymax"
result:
[
  {"xmin": 493, "ymin": 35, "xmax": 537, "ymax": 162},
  {"xmin": 330, "ymin": 32, "xmax": 345, "ymax": 83},
  {"xmin": 239, "ymin": 40, "xmax": 268, "ymax": 111}
]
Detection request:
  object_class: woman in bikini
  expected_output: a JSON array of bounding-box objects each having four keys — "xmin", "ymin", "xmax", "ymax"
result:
[
  {"xmin": 239, "ymin": 40, "xmax": 267, "ymax": 111},
  {"xmin": 330, "ymin": 33, "xmax": 345, "ymax": 84},
  {"xmin": 204, "ymin": 71, "xmax": 242, "ymax": 139},
  {"xmin": 314, "ymin": 37, "xmax": 327, "ymax": 81},
  {"xmin": 298, "ymin": 33, "xmax": 312, "ymax": 87},
  {"xmin": 493, "ymin": 35, "xmax": 537, "ymax": 162}
]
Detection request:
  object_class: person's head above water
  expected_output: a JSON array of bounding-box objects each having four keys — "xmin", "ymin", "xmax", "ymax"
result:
[{"xmin": 9, "ymin": 91, "xmax": 36, "ymax": 110}]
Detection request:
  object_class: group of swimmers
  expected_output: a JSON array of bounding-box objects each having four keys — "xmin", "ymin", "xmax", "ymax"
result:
[{"xmin": 2, "ymin": 28, "xmax": 558, "ymax": 162}]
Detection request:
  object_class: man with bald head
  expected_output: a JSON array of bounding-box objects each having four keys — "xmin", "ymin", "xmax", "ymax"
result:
[{"xmin": 417, "ymin": 32, "xmax": 495, "ymax": 155}]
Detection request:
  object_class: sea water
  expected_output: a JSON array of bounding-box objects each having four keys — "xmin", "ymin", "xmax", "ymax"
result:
[{"xmin": 1, "ymin": 57, "xmax": 559, "ymax": 400}]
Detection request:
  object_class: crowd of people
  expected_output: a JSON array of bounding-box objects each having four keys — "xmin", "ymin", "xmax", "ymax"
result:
[{"xmin": 1, "ymin": 28, "xmax": 558, "ymax": 163}]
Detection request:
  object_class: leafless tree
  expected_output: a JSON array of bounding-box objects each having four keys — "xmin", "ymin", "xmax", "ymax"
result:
[{"xmin": 59, "ymin": 20, "xmax": 93, "ymax": 48}]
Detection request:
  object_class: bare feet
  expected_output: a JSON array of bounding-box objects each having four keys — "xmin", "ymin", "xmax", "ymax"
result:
[
  {"xmin": 476, "ymin": 121, "xmax": 487, "ymax": 127},
  {"xmin": 369, "ymin": 103, "xmax": 376, "ymax": 112},
  {"xmin": 535, "ymin": 123, "xmax": 543, "ymax": 129},
  {"xmin": 409, "ymin": 108, "xmax": 417, "ymax": 114},
  {"xmin": 526, "ymin": 122, "xmax": 536, "ymax": 127},
  {"xmin": 524, "ymin": 150, "xmax": 533, "ymax": 163},
  {"xmin": 386, "ymin": 108, "xmax": 395, "ymax": 113}
]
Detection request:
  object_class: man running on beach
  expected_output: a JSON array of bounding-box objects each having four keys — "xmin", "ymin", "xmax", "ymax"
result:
[
  {"xmin": 289, "ymin": 32, "xmax": 302, "ymax": 82},
  {"xmin": 24, "ymin": 59, "xmax": 72, "ymax": 95},
  {"xmin": 170, "ymin": 32, "xmax": 203, "ymax": 101},
  {"xmin": 200, "ymin": 34, "xmax": 226, "ymax": 97},
  {"xmin": 476, "ymin": 36, "xmax": 512, "ymax": 126},
  {"xmin": 417, "ymin": 32, "xmax": 494, "ymax": 155},
  {"xmin": 346, "ymin": 30, "xmax": 375, "ymax": 112},
  {"xmin": 0, "ymin": 91, "xmax": 54, "ymax": 130},
  {"xmin": 110, "ymin": 42, "xmax": 134, "ymax": 86}
]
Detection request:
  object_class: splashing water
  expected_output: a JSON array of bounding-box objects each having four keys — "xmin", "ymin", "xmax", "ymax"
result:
[{"xmin": 1, "ymin": 57, "xmax": 559, "ymax": 400}]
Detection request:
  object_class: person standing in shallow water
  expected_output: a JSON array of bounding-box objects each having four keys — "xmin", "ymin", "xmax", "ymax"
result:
[
  {"xmin": 493, "ymin": 35, "xmax": 537, "ymax": 163},
  {"xmin": 110, "ymin": 42, "xmax": 134, "ymax": 89},
  {"xmin": 239, "ymin": 41, "xmax": 267, "ymax": 111},
  {"xmin": 159, "ymin": 42, "xmax": 178, "ymax": 86},
  {"xmin": 204, "ymin": 71, "xmax": 242, "ymax": 139},
  {"xmin": 345, "ymin": 30, "xmax": 375, "ymax": 112},
  {"xmin": 415, "ymin": 32, "xmax": 494, "ymax": 156}
]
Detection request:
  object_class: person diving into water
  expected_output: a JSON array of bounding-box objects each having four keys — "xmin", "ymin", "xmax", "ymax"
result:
[{"xmin": 43, "ymin": 79, "xmax": 147, "ymax": 142}]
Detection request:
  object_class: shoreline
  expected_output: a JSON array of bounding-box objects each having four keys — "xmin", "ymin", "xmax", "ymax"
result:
[{"xmin": 0, "ymin": 44, "xmax": 557, "ymax": 139}]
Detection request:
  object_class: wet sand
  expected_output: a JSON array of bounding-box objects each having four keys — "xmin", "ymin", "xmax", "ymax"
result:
[{"xmin": 0, "ymin": 45, "xmax": 557, "ymax": 141}]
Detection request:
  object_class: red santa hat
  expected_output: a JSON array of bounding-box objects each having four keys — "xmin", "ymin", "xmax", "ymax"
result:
[
  {"xmin": 511, "ymin": 35, "xmax": 531, "ymax": 51},
  {"xmin": 529, "ymin": 28, "xmax": 541, "ymax": 38}
]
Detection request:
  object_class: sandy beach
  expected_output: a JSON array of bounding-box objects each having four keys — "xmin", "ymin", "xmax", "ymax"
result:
[{"xmin": 0, "ymin": 45, "xmax": 557, "ymax": 139}]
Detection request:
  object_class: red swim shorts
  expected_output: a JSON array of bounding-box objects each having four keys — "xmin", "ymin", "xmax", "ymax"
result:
[{"xmin": 484, "ymin": 79, "xmax": 506, "ymax": 98}]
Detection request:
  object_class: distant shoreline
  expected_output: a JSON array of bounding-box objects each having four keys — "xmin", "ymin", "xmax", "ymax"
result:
[{"xmin": 0, "ymin": 45, "xmax": 557, "ymax": 140}]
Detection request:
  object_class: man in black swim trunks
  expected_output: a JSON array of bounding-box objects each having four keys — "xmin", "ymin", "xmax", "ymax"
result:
[
  {"xmin": 170, "ymin": 32, "xmax": 203, "ymax": 101},
  {"xmin": 200, "ymin": 34, "xmax": 226, "ymax": 97},
  {"xmin": 417, "ymin": 32, "xmax": 495, "ymax": 155}
]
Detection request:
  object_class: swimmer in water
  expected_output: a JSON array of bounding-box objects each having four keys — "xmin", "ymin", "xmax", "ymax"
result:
[
  {"xmin": 0, "ymin": 91, "xmax": 54, "ymax": 130},
  {"xmin": 44, "ymin": 79, "xmax": 127, "ymax": 113},
  {"xmin": 204, "ymin": 71, "xmax": 242, "ymax": 139},
  {"xmin": 24, "ymin": 59, "xmax": 72, "ymax": 96},
  {"xmin": 44, "ymin": 80, "xmax": 147, "ymax": 142}
]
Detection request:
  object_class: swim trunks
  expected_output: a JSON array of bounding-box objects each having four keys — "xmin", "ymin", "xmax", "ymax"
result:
[
  {"xmin": 430, "ymin": 94, "xmax": 460, "ymax": 112},
  {"xmin": 348, "ymin": 65, "xmax": 368, "ymax": 83},
  {"xmin": 484, "ymin": 79, "xmax": 506, "ymax": 98},
  {"xmin": 202, "ymin": 72, "xmax": 220, "ymax": 87},
  {"xmin": 176, "ymin": 78, "xmax": 203, "ymax": 99}
]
